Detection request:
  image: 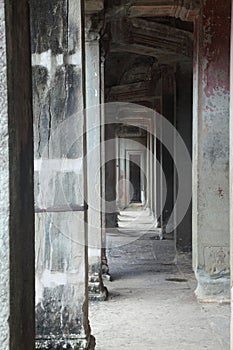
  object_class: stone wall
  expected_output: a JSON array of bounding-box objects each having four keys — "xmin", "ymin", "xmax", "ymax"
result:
[
  {"xmin": 0, "ymin": 3, "xmax": 10, "ymax": 347},
  {"xmin": 0, "ymin": 0, "xmax": 35, "ymax": 348}
]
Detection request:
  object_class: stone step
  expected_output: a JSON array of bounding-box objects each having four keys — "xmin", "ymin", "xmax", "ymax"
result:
[
  {"xmin": 118, "ymin": 216, "xmax": 156, "ymax": 223},
  {"xmin": 118, "ymin": 222, "xmax": 156, "ymax": 229},
  {"xmin": 119, "ymin": 209, "xmax": 151, "ymax": 217},
  {"xmin": 117, "ymin": 207, "xmax": 158, "ymax": 232}
]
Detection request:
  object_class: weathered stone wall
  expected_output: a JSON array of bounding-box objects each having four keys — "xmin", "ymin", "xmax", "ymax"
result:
[
  {"xmin": 0, "ymin": 0, "xmax": 35, "ymax": 348},
  {"xmin": 230, "ymin": 0, "xmax": 233, "ymax": 345},
  {"xmin": 0, "ymin": 3, "xmax": 10, "ymax": 347}
]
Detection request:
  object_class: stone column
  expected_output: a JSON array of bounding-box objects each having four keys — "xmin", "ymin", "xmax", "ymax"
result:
[
  {"xmin": 85, "ymin": 30, "xmax": 108, "ymax": 300},
  {"xmin": 230, "ymin": 0, "xmax": 233, "ymax": 347},
  {"xmin": 230, "ymin": 4, "xmax": 233, "ymax": 350},
  {"xmin": 105, "ymin": 125, "xmax": 117, "ymax": 228},
  {"xmin": 100, "ymin": 54, "xmax": 111, "ymax": 281},
  {"xmin": 156, "ymin": 125, "xmax": 162, "ymax": 227},
  {"xmin": 31, "ymin": 0, "xmax": 95, "ymax": 348},
  {"xmin": 175, "ymin": 62, "xmax": 192, "ymax": 252},
  {"xmin": 0, "ymin": 1, "xmax": 34, "ymax": 348},
  {"xmin": 193, "ymin": 0, "xmax": 231, "ymax": 301},
  {"xmin": 146, "ymin": 128, "xmax": 153, "ymax": 209},
  {"xmin": 150, "ymin": 129, "xmax": 154, "ymax": 211},
  {"xmin": 161, "ymin": 65, "xmax": 175, "ymax": 235}
]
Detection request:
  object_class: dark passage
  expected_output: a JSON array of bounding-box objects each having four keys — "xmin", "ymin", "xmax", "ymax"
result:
[{"xmin": 130, "ymin": 155, "xmax": 141, "ymax": 202}]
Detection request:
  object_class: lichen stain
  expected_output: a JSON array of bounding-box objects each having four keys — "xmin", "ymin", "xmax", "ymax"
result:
[{"xmin": 202, "ymin": 1, "xmax": 231, "ymax": 99}]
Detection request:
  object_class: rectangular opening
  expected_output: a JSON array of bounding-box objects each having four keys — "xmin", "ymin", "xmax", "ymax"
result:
[{"xmin": 129, "ymin": 154, "xmax": 141, "ymax": 203}]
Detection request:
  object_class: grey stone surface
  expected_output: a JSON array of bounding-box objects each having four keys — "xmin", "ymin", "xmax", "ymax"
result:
[
  {"xmin": 230, "ymin": 1, "xmax": 233, "ymax": 348},
  {"xmin": 2, "ymin": 0, "xmax": 35, "ymax": 348},
  {"xmin": 30, "ymin": 0, "xmax": 67, "ymax": 54},
  {"xmin": 32, "ymin": 0, "xmax": 92, "ymax": 347},
  {"xmin": 85, "ymin": 36, "xmax": 108, "ymax": 301},
  {"xmin": 192, "ymin": 0, "xmax": 231, "ymax": 300},
  {"xmin": 0, "ymin": 4, "xmax": 9, "ymax": 348},
  {"xmin": 90, "ymin": 234, "xmax": 230, "ymax": 350},
  {"xmin": 175, "ymin": 62, "xmax": 192, "ymax": 252}
]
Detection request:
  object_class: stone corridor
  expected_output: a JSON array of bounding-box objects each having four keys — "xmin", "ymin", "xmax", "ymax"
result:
[
  {"xmin": 90, "ymin": 233, "xmax": 230, "ymax": 349},
  {"xmin": 1, "ymin": 1, "xmax": 233, "ymax": 349}
]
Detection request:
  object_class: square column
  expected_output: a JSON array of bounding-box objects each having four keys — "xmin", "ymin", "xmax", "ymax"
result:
[
  {"xmin": 230, "ymin": 0, "xmax": 233, "ymax": 346},
  {"xmin": 161, "ymin": 65, "xmax": 175, "ymax": 236},
  {"xmin": 100, "ymin": 55, "xmax": 111, "ymax": 281},
  {"xmin": 0, "ymin": 1, "xmax": 34, "ymax": 348},
  {"xmin": 193, "ymin": 0, "xmax": 231, "ymax": 301},
  {"xmin": 31, "ymin": 0, "xmax": 95, "ymax": 348},
  {"xmin": 85, "ymin": 32, "xmax": 108, "ymax": 300},
  {"xmin": 175, "ymin": 62, "xmax": 193, "ymax": 252}
]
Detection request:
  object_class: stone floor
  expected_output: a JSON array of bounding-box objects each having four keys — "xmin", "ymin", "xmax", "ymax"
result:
[{"xmin": 89, "ymin": 231, "xmax": 230, "ymax": 350}]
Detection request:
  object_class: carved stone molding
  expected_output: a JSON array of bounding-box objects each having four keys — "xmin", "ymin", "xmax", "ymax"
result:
[
  {"xmin": 110, "ymin": 18, "xmax": 193, "ymax": 62},
  {"xmin": 107, "ymin": 80, "xmax": 154, "ymax": 102},
  {"xmin": 127, "ymin": 0, "xmax": 200, "ymax": 21}
]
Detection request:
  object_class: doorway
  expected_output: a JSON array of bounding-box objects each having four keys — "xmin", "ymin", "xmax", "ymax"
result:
[{"xmin": 129, "ymin": 154, "xmax": 141, "ymax": 203}]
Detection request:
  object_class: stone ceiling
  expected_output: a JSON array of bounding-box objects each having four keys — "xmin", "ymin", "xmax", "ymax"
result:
[{"xmin": 85, "ymin": 0, "xmax": 195, "ymax": 96}]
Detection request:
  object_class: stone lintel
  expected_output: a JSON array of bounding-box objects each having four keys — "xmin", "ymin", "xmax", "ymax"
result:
[
  {"xmin": 110, "ymin": 18, "xmax": 193, "ymax": 61},
  {"xmin": 128, "ymin": 0, "xmax": 200, "ymax": 21},
  {"xmin": 107, "ymin": 80, "xmax": 154, "ymax": 102}
]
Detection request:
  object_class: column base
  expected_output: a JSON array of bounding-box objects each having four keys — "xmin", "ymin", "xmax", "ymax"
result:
[
  {"xmin": 102, "ymin": 265, "xmax": 112, "ymax": 282},
  {"xmin": 102, "ymin": 257, "xmax": 112, "ymax": 281},
  {"xmin": 35, "ymin": 334, "xmax": 96, "ymax": 350},
  {"xmin": 88, "ymin": 272, "xmax": 108, "ymax": 301},
  {"xmin": 195, "ymin": 270, "xmax": 230, "ymax": 303}
]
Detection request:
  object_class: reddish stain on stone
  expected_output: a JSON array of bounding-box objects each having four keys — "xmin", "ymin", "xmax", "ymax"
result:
[
  {"xmin": 202, "ymin": 1, "xmax": 231, "ymax": 98},
  {"xmin": 205, "ymin": 105, "xmax": 214, "ymax": 112}
]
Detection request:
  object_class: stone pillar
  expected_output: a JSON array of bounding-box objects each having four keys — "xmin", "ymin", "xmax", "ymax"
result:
[
  {"xmin": 175, "ymin": 62, "xmax": 192, "ymax": 252},
  {"xmin": 31, "ymin": 0, "xmax": 95, "ymax": 348},
  {"xmin": 100, "ymin": 54, "xmax": 111, "ymax": 281},
  {"xmin": 0, "ymin": 1, "xmax": 34, "ymax": 348},
  {"xmin": 85, "ymin": 31, "xmax": 108, "ymax": 300},
  {"xmin": 152, "ymin": 133, "xmax": 156, "ymax": 218},
  {"xmin": 156, "ymin": 127, "xmax": 162, "ymax": 227},
  {"xmin": 105, "ymin": 125, "xmax": 117, "ymax": 228},
  {"xmin": 150, "ymin": 129, "xmax": 155, "ymax": 212},
  {"xmin": 147, "ymin": 128, "xmax": 153, "ymax": 209},
  {"xmin": 230, "ymin": 0, "xmax": 233, "ymax": 345},
  {"xmin": 193, "ymin": 0, "xmax": 231, "ymax": 301},
  {"xmin": 161, "ymin": 65, "xmax": 175, "ymax": 235}
]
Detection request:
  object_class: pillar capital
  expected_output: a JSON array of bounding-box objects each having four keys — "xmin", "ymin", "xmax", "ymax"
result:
[
  {"xmin": 85, "ymin": 14, "xmax": 103, "ymax": 42},
  {"xmin": 85, "ymin": 29, "xmax": 100, "ymax": 42}
]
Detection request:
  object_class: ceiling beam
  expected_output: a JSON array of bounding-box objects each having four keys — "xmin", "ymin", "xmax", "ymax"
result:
[
  {"xmin": 110, "ymin": 18, "xmax": 193, "ymax": 62},
  {"xmin": 127, "ymin": 0, "xmax": 200, "ymax": 21},
  {"xmin": 107, "ymin": 81, "xmax": 154, "ymax": 102}
]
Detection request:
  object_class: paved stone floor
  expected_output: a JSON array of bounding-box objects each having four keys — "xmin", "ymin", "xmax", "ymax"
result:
[{"xmin": 89, "ymin": 232, "xmax": 230, "ymax": 350}]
